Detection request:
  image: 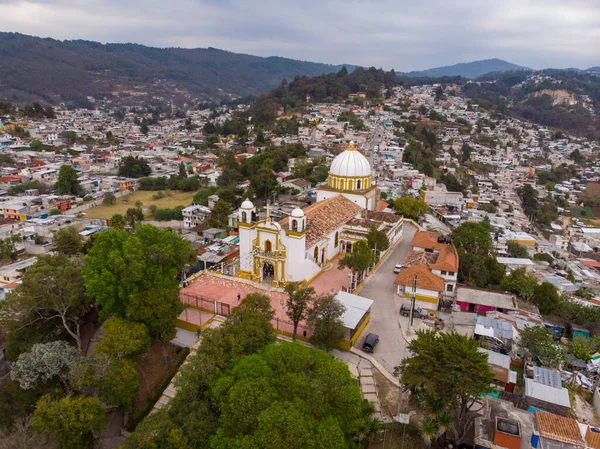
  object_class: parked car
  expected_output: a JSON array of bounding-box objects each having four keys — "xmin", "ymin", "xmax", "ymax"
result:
[
  {"xmin": 393, "ymin": 263, "xmax": 403, "ymax": 273},
  {"xmin": 362, "ymin": 333, "xmax": 379, "ymax": 353},
  {"xmin": 400, "ymin": 303, "xmax": 428, "ymax": 319}
]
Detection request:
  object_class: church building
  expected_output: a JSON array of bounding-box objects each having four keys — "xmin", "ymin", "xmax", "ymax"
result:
[{"xmin": 237, "ymin": 142, "xmax": 403, "ymax": 286}]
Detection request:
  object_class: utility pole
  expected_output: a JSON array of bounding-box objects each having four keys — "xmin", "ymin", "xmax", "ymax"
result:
[{"xmin": 409, "ymin": 275, "xmax": 419, "ymax": 328}]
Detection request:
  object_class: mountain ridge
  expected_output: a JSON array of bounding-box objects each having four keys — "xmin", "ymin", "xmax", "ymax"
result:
[
  {"xmin": 401, "ymin": 58, "xmax": 530, "ymax": 79},
  {"xmin": 0, "ymin": 32, "xmax": 358, "ymax": 106}
]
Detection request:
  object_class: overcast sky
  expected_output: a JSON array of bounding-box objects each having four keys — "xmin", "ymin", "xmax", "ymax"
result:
[{"xmin": 1, "ymin": 0, "xmax": 599, "ymax": 70}]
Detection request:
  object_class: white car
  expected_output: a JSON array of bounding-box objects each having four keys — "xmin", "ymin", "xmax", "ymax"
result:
[{"xmin": 393, "ymin": 263, "xmax": 403, "ymax": 273}]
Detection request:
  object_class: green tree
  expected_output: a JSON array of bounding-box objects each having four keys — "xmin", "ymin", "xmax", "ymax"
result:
[
  {"xmin": 338, "ymin": 240, "xmax": 376, "ymax": 285},
  {"xmin": 367, "ymin": 226, "xmax": 389, "ymax": 259},
  {"xmin": 0, "ymin": 234, "xmax": 22, "ymax": 261},
  {"xmin": 109, "ymin": 213, "xmax": 126, "ymax": 229},
  {"xmin": 178, "ymin": 162, "xmax": 188, "ymax": 179},
  {"xmin": 533, "ymin": 282, "xmax": 560, "ymax": 315},
  {"xmin": 55, "ymin": 165, "xmax": 83, "ymax": 196},
  {"xmin": 0, "ymin": 254, "xmax": 90, "ymax": 353},
  {"xmin": 572, "ymin": 337, "xmax": 592, "ymax": 363},
  {"xmin": 126, "ymin": 287, "xmax": 184, "ymax": 341},
  {"xmin": 208, "ymin": 200, "xmax": 232, "ymax": 229},
  {"xmin": 118, "ymin": 156, "xmax": 151, "ymax": 178},
  {"xmin": 519, "ymin": 325, "xmax": 564, "ymax": 368},
  {"xmin": 52, "ymin": 226, "xmax": 82, "ymax": 255},
  {"xmin": 395, "ymin": 330, "xmax": 494, "ymax": 446},
  {"xmin": 95, "ymin": 318, "xmax": 150, "ymax": 360},
  {"xmin": 102, "ymin": 193, "xmax": 116, "ymax": 205},
  {"xmin": 125, "ymin": 207, "xmax": 144, "ymax": 227},
  {"xmin": 11, "ymin": 341, "xmax": 81, "ymax": 391},
  {"xmin": 84, "ymin": 226, "xmax": 195, "ymax": 319},
  {"xmin": 283, "ymin": 282, "xmax": 315, "ymax": 341},
  {"xmin": 452, "ymin": 221, "xmax": 492, "ymax": 256},
  {"xmin": 507, "ymin": 241, "xmax": 530, "ymax": 259},
  {"xmin": 307, "ymin": 295, "xmax": 345, "ymax": 351},
  {"xmin": 393, "ymin": 196, "xmax": 428, "ymax": 220},
  {"xmin": 75, "ymin": 356, "xmax": 139, "ymax": 410},
  {"xmin": 501, "ymin": 268, "xmax": 538, "ymax": 301},
  {"xmin": 32, "ymin": 395, "xmax": 106, "ymax": 449}
]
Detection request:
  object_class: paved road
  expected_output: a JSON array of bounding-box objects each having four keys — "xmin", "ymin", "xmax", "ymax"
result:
[{"xmin": 356, "ymin": 223, "xmax": 418, "ymax": 374}]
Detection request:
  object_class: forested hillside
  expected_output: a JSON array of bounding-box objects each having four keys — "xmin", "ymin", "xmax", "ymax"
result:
[
  {"xmin": 0, "ymin": 32, "xmax": 356, "ymax": 106},
  {"xmin": 463, "ymin": 70, "xmax": 600, "ymax": 137}
]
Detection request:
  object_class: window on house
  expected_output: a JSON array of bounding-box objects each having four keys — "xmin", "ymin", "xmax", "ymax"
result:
[
  {"xmin": 446, "ymin": 284, "xmax": 453, "ymax": 292},
  {"xmin": 292, "ymin": 220, "xmax": 298, "ymax": 232},
  {"xmin": 441, "ymin": 271, "xmax": 447, "ymax": 275}
]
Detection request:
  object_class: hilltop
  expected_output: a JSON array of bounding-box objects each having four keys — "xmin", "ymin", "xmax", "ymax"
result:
[
  {"xmin": 403, "ymin": 58, "xmax": 530, "ymax": 79},
  {"xmin": 0, "ymin": 32, "xmax": 356, "ymax": 106}
]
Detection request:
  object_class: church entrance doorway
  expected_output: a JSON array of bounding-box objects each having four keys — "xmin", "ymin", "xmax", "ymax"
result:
[{"xmin": 262, "ymin": 262, "xmax": 275, "ymax": 282}]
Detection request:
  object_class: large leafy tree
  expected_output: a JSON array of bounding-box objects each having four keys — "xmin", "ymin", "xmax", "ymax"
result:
[
  {"xmin": 84, "ymin": 225, "xmax": 195, "ymax": 319},
  {"xmin": 126, "ymin": 287, "xmax": 183, "ymax": 341},
  {"xmin": 75, "ymin": 356, "xmax": 139, "ymax": 411},
  {"xmin": 283, "ymin": 282, "xmax": 315, "ymax": 341},
  {"xmin": 395, "ymin": 330, "xmax": 494, "ymax": 446},
  {"xmin": 367, "ymin": 226, "xmax": 389, "ymax": 259},
  {"xmin": 501, "ymin": 268, "xmax": 538, "ymax": 301},
  {"xmin": 209, "ymin": 343, "xmax": 368, "ymax": 449},
  {"xmin": 393, "ymin": 196, "xmax": 428, "ymax": 220},
  {"xmin": 94, "ymin": 318, "xmax": 150, "ymax": 360},
  {"xmin": 118, "ymin": 156, "xmax": 151, "ymax": 178},
  {"xmin": 11, "ymin": 341, "xmax": 81, "ymax": 391},
  {"xmin": 32, "ymin": 395, "xmax": 106, "ymax": 449},
  {"xmin": 307, "ymin": 295, "xmax": 346, "ymax": 351},
  {"xmin": 507, "ymin": 241, "xmax": 530, "ymax": 259},
  {"xmin": 208, "ymin": 199, "xmax": 232, "ymax": 229},
  {"xmin": 519, "ymin": 325, "xmax": 564, "ymax": 368},
  {"xmin": 533, "ymin": 282, "xmax": 560, "ymax": 315},
  {"xmin": 55, "ymin": 165, "xmax": 83, "ymax": 196},
  {"xmin": 0, "ymin": 254, "xmax": 90, "ymax": 354},
  {"xmin": 109, "ymin": 213, "xmax": 126, "ymax": 230},
  {"xmin": 52, "ymin": 226, "xmax": 82, "ymax": 255},
  {"xmin": 338, "ymin": 240, "xmax": 375, "ymax": 285},
  {"xmin": 452, "ymin": 221, "xmax": 492, "ymax": 256}
]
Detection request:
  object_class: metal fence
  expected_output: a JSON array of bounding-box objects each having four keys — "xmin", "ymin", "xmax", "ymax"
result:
[{"xmin": 179, "ymin": 291, "xmax": 231, "ymax": 317}]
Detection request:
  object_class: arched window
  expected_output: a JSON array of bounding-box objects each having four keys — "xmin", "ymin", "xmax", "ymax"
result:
[
  {"xmin": 292, "ymin": 219, "xmax": 298, "ymax": 232},
  {"xmin": 335, "ymin": 232, "xmax": 339, "ymax": 248},
  {"xmin": 241, "ymin": 211, "xmax": 247, "ymax": 222},
  {"xmin": 265, "ymin": 240, "xmax": 272, "ymax": 252},
  {"xmin": 314, "ymin": 246, "xmax": 319, "ymax": 261},
  {"xmin": 357, "ymin": 180, "xmax": 362, "ymax": 190}
]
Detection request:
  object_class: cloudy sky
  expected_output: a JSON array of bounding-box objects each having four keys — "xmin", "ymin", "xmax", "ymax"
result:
[{"xmin": 1, "ymin": 0, "xmax": 599, "ymax": 70}]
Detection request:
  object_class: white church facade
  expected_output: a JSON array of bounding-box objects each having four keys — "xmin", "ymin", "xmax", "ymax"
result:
[{"xmin": 237, "ymin": 143, "xmax": 403, "ymax": 287}]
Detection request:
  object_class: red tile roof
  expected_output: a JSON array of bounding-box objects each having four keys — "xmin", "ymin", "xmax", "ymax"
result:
[
  {"xmin": 394, "ymin": 264, "xmax": 444, "ymax": 292},
  {"xmin": 535, "ymin": 411, "xmax": 584, "ymax": 446},
  {"xmin": 279, "ymin": 195, "xmax": 362, "ymax": 247}
]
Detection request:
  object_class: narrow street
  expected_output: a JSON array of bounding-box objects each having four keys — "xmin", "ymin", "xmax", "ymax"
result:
[{"xmin": 356, "ymin": 223, "xmax": 417, "ymax": 374}]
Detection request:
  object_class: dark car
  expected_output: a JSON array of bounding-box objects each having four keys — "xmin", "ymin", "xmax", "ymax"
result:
[
  {"xmin": 400, "ymin": 303, "xmax": 428, "ymax": 319},
  {"xmin": 362, "ymin": 333, "xmax": 379, "ymax": 353}
]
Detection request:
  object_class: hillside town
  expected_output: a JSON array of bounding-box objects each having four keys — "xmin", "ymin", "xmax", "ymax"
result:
[{"xmin": 1, "ymin": 78, "xmax": 600, "ymax": 449}]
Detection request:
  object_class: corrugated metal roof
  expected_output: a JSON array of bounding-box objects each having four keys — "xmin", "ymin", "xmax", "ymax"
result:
[
  {"xmin": 525, "ymin": 378, "xmax": 570, "ymax": 408},
  {"xmin": 533, "ymin": 366, "xmax": 562, "ymax": 389},
  {"xmin": 475, "ymin": 316, "xmax": 514, "ymax": 339}
]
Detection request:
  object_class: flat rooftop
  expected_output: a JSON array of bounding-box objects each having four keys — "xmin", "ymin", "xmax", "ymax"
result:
[{"xmin": 456, "ymin": 287, "xmax": 517, "ymax": 310}]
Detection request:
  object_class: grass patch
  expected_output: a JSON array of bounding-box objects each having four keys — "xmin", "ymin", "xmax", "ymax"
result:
[
  {"xmin": 568, "ymin": 207, "xmax": 595, "ymax": 218},
  {"xmin": 85, "ymin": 190, "xmax": 197, "ymax": 219}
]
